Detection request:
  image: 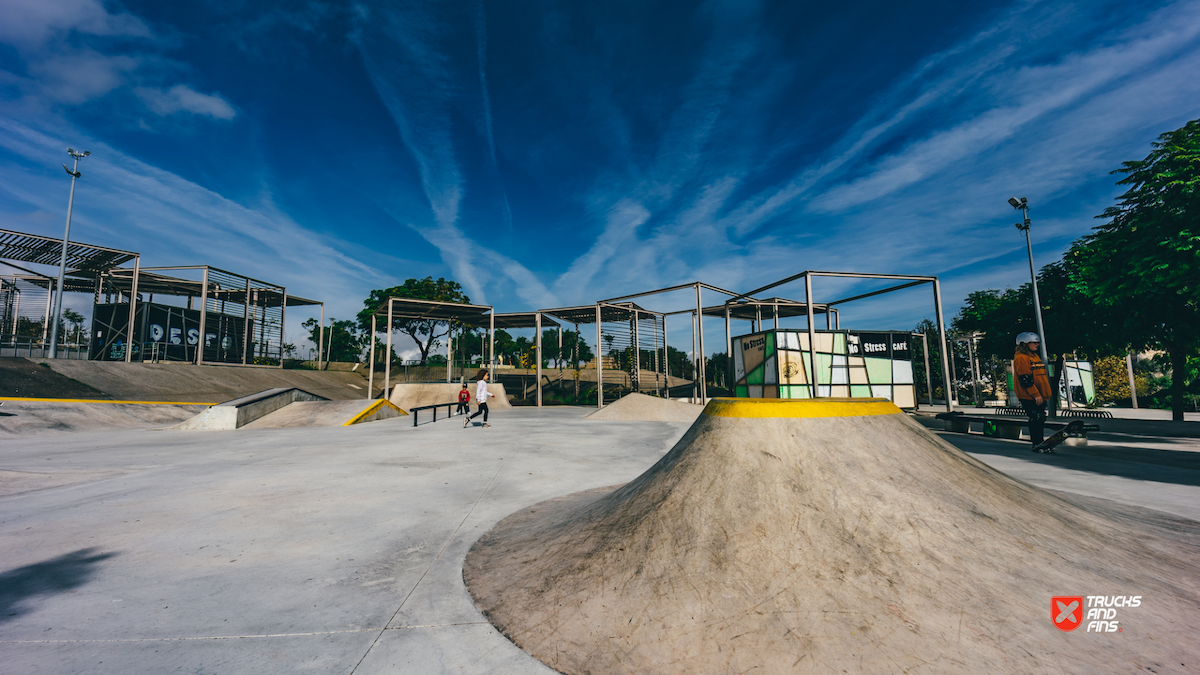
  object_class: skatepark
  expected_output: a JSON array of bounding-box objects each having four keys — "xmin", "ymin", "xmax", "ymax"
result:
[{"xmin": 3, "ymin": 371, "xmax": 1200, "ymax": 673}]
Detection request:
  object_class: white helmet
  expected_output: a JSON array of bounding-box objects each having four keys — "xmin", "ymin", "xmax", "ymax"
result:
[{"xmin": 1015, "ymin": 331, "xmax": 1040, "ymax": 345}]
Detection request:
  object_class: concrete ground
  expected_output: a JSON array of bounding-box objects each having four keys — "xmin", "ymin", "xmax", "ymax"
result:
[{"xmin": 1, "ymin": 407, "xmax": 1198, "ymax": 674}]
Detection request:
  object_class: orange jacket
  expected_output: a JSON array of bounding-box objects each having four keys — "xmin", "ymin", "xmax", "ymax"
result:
[{"xmin": 1013, "ymin": 352, "xmax": 1051, "ymax": 401}]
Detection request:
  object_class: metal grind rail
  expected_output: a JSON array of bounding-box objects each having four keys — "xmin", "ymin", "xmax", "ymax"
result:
[{"xmin": 409, "ymin": 401, "xmax": 463, "ymax": 427}]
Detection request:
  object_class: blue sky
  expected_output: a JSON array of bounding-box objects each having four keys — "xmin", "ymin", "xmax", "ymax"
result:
[{"xmin": 2, "ymin": 0, "xmax": 1199, "ymax": 358}]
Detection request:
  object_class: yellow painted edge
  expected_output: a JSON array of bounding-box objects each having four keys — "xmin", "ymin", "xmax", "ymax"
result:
[
  {"xmin": 343, "ymin": 398, "xmax": 407, "ymax": 426},
  {"xmin": 0, "ymin": 396, "xmax": 217, "ymax": 406},
  {"xmin": 703, "ymin": 397, "xmax": 902, "ymax": 419}
]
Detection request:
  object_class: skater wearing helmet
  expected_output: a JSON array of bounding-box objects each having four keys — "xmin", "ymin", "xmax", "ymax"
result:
[{"xmin": 1013, "ymin": 332, "xmax": 1051, "ymax": 450}]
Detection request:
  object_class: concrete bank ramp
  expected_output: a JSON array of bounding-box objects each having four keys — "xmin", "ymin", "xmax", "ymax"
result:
[
  {"xmin": 584, "ymin": 392, "xmax": 702, "ymax": 422},
  {"xmin": 174, "ymin": 388, "xmax": 325, "ymax": 430},
  {"xmin": 43, "ymin": 360, "xmax": 371, "ymax": 402},
  {"xmin": 0, "ymin": 400, "xmax": 208, "ymax": 436},
  {"xmin": 241, "ymin": 399, "xmax": 405, "ymax": 429},
  {"xmin": 389, "ymin": 382, "xmax": 510, "ymax": 411},
  {"xmin": 465, "ymin": 398, "xmax": 1200, "ymax": 675}
]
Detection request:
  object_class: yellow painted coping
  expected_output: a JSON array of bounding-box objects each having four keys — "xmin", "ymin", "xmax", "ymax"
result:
[
  {"xmin": 703, "ymin": 397, "xmax": 902, "ymax": 419},
  {"xmin": 0, "ymin": 396, "xmax": 217, "ymax": 406},
  {"xmin": 343, "ymin": 398, "xmax": 408, "ymax": 426}
]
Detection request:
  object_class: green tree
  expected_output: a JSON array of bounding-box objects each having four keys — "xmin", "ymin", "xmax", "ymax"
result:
[
  {"xmin": 302, "ymin": 318, "xmax": 364, "ymax": 363},
  {"xmin": 357, "ymin": 277, "xmax": 470, "ymax": 365},
  {"xmin": 1071, "ymin": 119, "xmax": 1200, "ymax": 420}
]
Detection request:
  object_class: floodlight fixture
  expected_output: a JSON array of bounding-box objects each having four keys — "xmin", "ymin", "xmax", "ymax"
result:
[{"xmin": 1008, "ymin": 197, "xmax": 1022, "ymax": 208}]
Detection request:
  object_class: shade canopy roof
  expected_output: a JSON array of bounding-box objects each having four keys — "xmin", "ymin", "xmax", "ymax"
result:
[
  {"xmin": 369, "ymin": 297, "xmax": 494, "ymax": 325},
  {"xmin": 80, "ymin": 267, "xmax": 321, "ymax": 307},
  {"xmin": 0, "ymin": 228, "xmax": 136, "ymax": 271},
  {"xmin": 491, "ymin": 312, "xmax": 561, "ymax": 329},
  {"xmin": 701, "ymin": 297, "xmax": 831, "ymax": 320}
]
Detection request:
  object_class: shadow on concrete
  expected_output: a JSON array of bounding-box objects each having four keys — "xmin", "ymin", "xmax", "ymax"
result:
[
  {"xmin": 940, "ymin": 433, "xmax": 1200, "ymax": 488},
  {"xmin": 0, "ymin": 548, "xmax": 117, "ymax": 623}
]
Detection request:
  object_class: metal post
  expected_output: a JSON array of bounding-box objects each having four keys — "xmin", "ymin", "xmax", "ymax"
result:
[
  {"xmin": 385, "ymin": 300, "xmax": 393, "ymax": 399},
  {"xmin": 125, "ymin": 256, "xmax": 139, "ymax": 363},
  {"xmin": 804, "ymin": 274, "xmax": 818, "ymax": 398},
  {"xmin": 446, "ymin": 321, "xmax": 453, "ymax": 384},
  {"xmin": 279, "ymin": 289, "xmax": 287, "ymax": 369},
  {"xmin": 574, "ymin": 322, "xmax": 580, "ymax": 401},
  {"xmin": 662, "ymin": 315, "xmax": 669, "ymax": 399},
  {"xmin": 774, "ymin": 301, "xmax": 779, "ymax": 330},
  {"xmin": 967, "ymin": 336, "xmax": 980, "ymax": 406},
  {"xmin": 631, "ymin": 309, "xmax": 639, "ymax": 395},
  {"xmin": 696, "ymin": 283, "xmax": 706, "ymax": 402},
  {"xmin": 197, "ymin": 267, "xmax": 209, "ymax": 365},
  {"xmin": 241, "ymin": 277, "xmax": 251, "ymax": 365},
  {"xmin": 1021, "ymin": 213, "xmax": 1050, "ymax": 367},
  {"xmin": 367, "ymin": 314, "xmax": 376, "ymax": 400},
  {"xmin": 1126, "ymin": 353, "xmax": 1139, "ymax": 409},
  {"xmin": 42, "ymin": 281, "xmax": 52, "ymax": 346},
  {"xmin": 50, "ymin": 150, "xmax": 87, "ymax": 358},
  {"xmin": 921, "ymin": 333, "xmax": 933, "ymax": 406},
  {"xmin": 596, "ymin": 305, "xmax": 603, "ymax": 408},
  {"xmin": 933, "ymin": 279, "xmax": 953, "ymax": 413},
  {"xmin": 690, "ymin": 309, "xmax": 697, "ymax": 403},
  {"xmin": 724, "ymin": 303, "xmax": 732, "ymax": 392},
  {"xmin": 316, "ymin": 303, "xmax": 324, "ymax": 370},
  {"xmin": 488, "ymin": 311, "xmax": 495, "ymax": 380},
  {"xmin": 535, "ymin": 311, "xmax": 542, "ymax": 407}
]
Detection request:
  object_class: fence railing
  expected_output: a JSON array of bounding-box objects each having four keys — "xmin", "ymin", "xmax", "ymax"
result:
[{"xmin": 0, "ymin": 336, "xmax": 90, "ymax": 360}]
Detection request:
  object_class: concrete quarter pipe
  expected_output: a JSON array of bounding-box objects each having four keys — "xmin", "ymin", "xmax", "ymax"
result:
[{"xmin": 464, "ymin": 398, "xmax": 1200, "ymax": 674}]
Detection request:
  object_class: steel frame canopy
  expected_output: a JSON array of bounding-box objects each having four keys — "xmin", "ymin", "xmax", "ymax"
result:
[
  {"xmin": 0, "ymin": 228, "xmax": 141, "ymax": 362},
  {"xmin": 727, "ymin": 271, "xmax": 953, "ymax": 411},
  {"xmin": 365, "ymin": 297, "xmax": 495, "ymax": 399},
  {"xmin": 597, "ymin": 282, "xmax": 748, "ymax": 406},
  {"xmin": 92, "ymin": 265, "xmax": 320, "ymax": 369}
]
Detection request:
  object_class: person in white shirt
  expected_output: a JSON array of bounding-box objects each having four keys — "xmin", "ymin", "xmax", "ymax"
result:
[{"xmin": 464, "ymin": 369, "xmax": 495, "ymax": 428}]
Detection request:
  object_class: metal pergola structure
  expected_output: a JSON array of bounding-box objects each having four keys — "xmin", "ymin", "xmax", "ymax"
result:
[
  {"xmin": 366, "ymin": 297, "xmax": 495, "ymax": 399},
  {"xmin": 1, "ymin": 228, "xmax": 140, "ymax": 361},
  {"xmin": 92, "ymin": 265, "xmax": 321, "ymax": 368},
  {"xmin": 362, "ymin": 270, "xmax": 952, "ymax": 411},
  {"xmin": 727, "ymin": 271, "xmax": 953, "ymax": 411}
]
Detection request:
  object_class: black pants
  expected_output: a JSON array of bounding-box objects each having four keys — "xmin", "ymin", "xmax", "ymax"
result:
[
  {"xmin": 456, "ymin": 402, "xmax": 468, "ymax": 415},
  {"xmin": 1020, "ymin": 399, "xmax": 1047, "ymax": 445},
  {"xmin": 467, "ymin": 402, "xmax": 489, "ymax": 423}
]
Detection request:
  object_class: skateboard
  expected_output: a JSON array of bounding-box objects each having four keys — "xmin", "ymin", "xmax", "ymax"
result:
[{"xmin": 1033, "ymin": 420, "xmax": 1085, "ymax": 453}]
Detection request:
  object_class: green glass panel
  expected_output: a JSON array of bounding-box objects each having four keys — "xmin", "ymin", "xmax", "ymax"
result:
[
  {"xmin": 834, "ymin": 333, "xmax": 847, "ymax": 354},
  {"xmin": 864, "ymin": 357, "xmax": 891, "ymax": 384},
  {"xmin": 851, "ymin": 385, "xmax": 872, "ymax": 397},
  {"xmin": 785, "ymin": 385, "xmax": 811, "ymax": 399},
  {"xmin": 1080, "ymin": 369, "xmax": 1095, "ymax": 403},
  {"xmin": 816, "ymin": 352, "xmax": 833, "ymax": 384},
  {"xmin": 747, "ymin": 364, "xmax": 763, "ymax": 384},
  {"xmin": 736, "ymin": 385, "xmax": 748, "ymax": 398},
  {"xmin": 765, "ymin": 332, "xmax": 775, "ymax": 359}
]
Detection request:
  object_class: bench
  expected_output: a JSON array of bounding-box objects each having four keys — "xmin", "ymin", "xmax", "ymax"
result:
[
  {"xmin": 934, "ymin": 412, "xmax": 1099, "ymax": 445},
  {"xmin": 410, "ymin": 401, "xmax": 463, "ymax": 427}
]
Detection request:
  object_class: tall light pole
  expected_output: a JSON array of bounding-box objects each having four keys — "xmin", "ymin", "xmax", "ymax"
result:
[
  {"xmin": 49, "ymin": 148, "xmax": 89, "ymax": 358},
  {"xmin": 1009, "ymin": 197, "xmax": 1049, "ymax": 366}
]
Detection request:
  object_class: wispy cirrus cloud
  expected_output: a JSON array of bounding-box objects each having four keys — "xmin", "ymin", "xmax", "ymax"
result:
[{"xmin": 0, "ymin": 116, "xmax": 395, "ymax": 325}]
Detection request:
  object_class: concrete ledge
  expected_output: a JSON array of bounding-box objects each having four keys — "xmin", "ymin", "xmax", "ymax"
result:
[{"xmin": 174, "ymin": 388, "xmax": 327, "ymax": 430}]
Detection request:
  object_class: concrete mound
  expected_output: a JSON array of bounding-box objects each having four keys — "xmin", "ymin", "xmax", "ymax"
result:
[
  {"xmin": 465, "ymin": 398, "xmax": 1200, "ymax": 675},
  {"xmin": 584, "ymin": 392, "xmax": 703, "ymax": 422}
]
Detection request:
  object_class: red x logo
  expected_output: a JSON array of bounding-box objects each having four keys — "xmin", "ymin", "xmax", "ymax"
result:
[{"xmin": 1052, "ymin": 596, "xmax": 1084, "ymax": 631}]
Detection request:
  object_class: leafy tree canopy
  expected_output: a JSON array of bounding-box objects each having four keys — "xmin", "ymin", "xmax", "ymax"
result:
[
  {"xmin": 1070, "ymin": 118, "xmax": 1200, "ymax": 419},
  {"xmin": 357, "ymin": 277, "xmax": 470, "ymax": 365}
]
